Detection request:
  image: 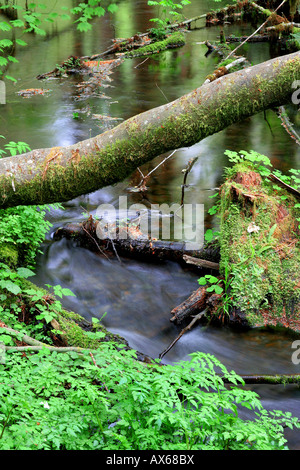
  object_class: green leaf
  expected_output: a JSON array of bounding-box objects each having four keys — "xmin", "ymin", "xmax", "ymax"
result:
[
  {"xmin": 16, "ymin": 267, "xmax": 35, "ymax": 279},
  {"xmin": 204, "ymin": 229, "xmax": 213, "ymax": 242},
  {"xmin": 107, "ymin": 3, "xmax": 118, "ymax": 13},
  {"xmin": 0, "ymin": 280, "xmax": 21, "ymax": 295},
  {"xmin": 0, "ymin": 22, "xmax": 12, "ymax": 31},
  {"xmin": 0, "ymin": 334, "xmax": 13, "ymax": 345},
  {"xmin": 10, "ymin": 19, "xmax": 25, "ymax": 28},
  {"xmin": 214, "ymin": 285, "xmax": 223, "ymax": 295},
  {"xmin": 206, "ymin": 285, "xmax": 215, "ymax": 292},
  {"xmin": 0, "ymin": 57, "xmax": 8, "ymax": 66},
  {"xmin": 0, "ymin": 39, "xmax": 13, "ymax": 48},
  {"xmin": 8, "ymin": 56, "xmax": 19, "ymax": 63},
  {"xmin": 207, "ymin": 275, "xmax": 219, "ymax": 284},
  {"xmin": 15, "ymin": 39, "xmax": 27, "ymax": 46},
  {"xmin": 77, "ymin": 21, "xmax": 92, "ymax": 32}
]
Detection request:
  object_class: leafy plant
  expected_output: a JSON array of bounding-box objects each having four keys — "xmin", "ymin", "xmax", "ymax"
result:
[
  {"xmin": 198, "ymin": 263, "xmax": 233, "ymax": 317},
  {"xmin": 0, "ymin": 136, "xmax": 31, "ymax": 158},
  {"xmin": 224, "ymin": 149, "xmax": 272, "ymax": 177},
  {"xmin": 70, "ymin": 1, "xmax": 118, "ymax": 32},
  {"xmin": 148, "ymin": 0, "xmax": 191, "ymax": 29},
  {"xmin": 0, "ymin": 346, "xmax": 298, "ymax": 450},
  {"xmin": 198, "ymin": 274, "xmax": 223, "ymax": 294}
]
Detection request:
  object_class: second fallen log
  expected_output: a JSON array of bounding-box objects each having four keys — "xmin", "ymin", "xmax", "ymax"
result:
[{"xmin": 170, "ymin": 286, "xmax": 208, "ymax": 323}]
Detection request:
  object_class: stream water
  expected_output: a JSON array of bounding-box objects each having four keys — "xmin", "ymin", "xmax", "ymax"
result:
[{"xmin": 1, "ymin": 0, "xmax": 300, "ymax": 448}]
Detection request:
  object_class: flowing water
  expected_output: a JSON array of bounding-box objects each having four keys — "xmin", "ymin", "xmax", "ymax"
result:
[{"xmin": 1, "ymin": 0, "xmax": 300, "ymax": 448}]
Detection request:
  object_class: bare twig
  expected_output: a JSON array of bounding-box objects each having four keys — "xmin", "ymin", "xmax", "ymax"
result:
[
  {"xmin": 134, "ymin": 57, "xmax": 149, "ymax": 68},
  {"xmin": 156, "ymin": 82, "xmax": 169, "ymax": 103},
  {"xmin": 0, "ymin": 326, "xmax": 47, "ymax": 347},
  {"xmin": 278, "ymin": 106, "xmax": 300, "ymax": 146},
  {"xmin": 159, "ymin": 310, "xmax": 207, "ymax": 359},
  {"xmin": 181, "ymin": 157, "xmax": 198, "ymax": 205},
  {"xmin": 107, "ymin": 231, "xmax": 122, "ymax": 264},
  {"xmin": 135, "ymin": 149, "xmax": 177, "ymax": 191},
  {"xmin": 268, "ymin": 173, "xmax": 300, "ymax": 199},
  {"xmin": 81, "ymin": 224, "xmax": 111, "ymax": 261}
]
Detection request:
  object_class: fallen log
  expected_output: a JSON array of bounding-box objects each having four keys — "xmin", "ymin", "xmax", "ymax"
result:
[
  {"xmin": 53, "ymin": 217, "xmax": 220, "ymax": 265},
  {"xmin": 0, "ymin": 52, "xmax": 299, "ymax": 209},
  {"xmin": 182, "ymin": 254, "xmax": 219, "ymax": 271},
  {"xmin": 119, "ymin": 32, "xmax": 186, "ymax": 58}
]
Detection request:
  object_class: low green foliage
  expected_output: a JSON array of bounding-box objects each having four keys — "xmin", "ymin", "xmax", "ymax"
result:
[
  {"xmin": 0, "ymin": 346, "xmax": 298, "ymax": 450},
  {"xmin": 0, "ymin": 205, "xmax": 55, "ymax": 267},
  {"xmin": 198, "ymin": 274, "xmax": 223, "ymax": 294},
  {"xmin": 224, "ymin": 149, "xmax": 272, "ymax": 177}
]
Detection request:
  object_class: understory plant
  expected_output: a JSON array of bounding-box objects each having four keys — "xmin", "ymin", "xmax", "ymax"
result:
[
  {"xmin": 148, "ymin": 0, "xmax": 191, "ymax": 38},
  {"xmin": 0, "ymin": 345, "xmax": 298, "ymax": 450}
]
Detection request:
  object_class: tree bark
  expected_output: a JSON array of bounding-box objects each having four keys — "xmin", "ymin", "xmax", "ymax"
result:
[{"xmin": 0, "ymin": 52, "xmax": 299, "ymax": 208}]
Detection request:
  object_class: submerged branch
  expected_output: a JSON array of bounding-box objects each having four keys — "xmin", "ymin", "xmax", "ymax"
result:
[{"xmin": 159, "ymin": 310, "xmax": 207, "ymax": 359}]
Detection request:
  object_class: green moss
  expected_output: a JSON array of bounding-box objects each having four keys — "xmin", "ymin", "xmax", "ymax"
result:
[
  {"xmin": 0, "ymin": 243, "xmax": 18, "ymax": 267},
  {"xmin": 124, "ymin": 32, "xmax": 186, "ymax": 58},
  {"xmin": 219, "ymin": 164, "xmax": 300, "ymax": 331},
  {"xmin": 58, "ymin": 307, "xmax": 127, "ymax": 348}
]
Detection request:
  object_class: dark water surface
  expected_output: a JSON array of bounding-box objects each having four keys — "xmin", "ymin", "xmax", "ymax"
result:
[{"xmin": 1, "ymin": 0, "xmax": 300, "ymax": 448}]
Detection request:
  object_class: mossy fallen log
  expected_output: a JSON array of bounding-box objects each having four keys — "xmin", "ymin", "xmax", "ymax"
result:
[
  {"xmin": 0, "ymin": 51, "xmax": 299, "ymax": 209},
  {"xmin": 121, "ymin": 32, "xmax": 186, "ymax": 58}
]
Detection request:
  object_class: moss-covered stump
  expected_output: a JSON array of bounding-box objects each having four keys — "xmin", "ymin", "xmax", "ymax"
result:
[{"xmin": 219, "ymin": 164, "xmax": 300, "ymax": 332}]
